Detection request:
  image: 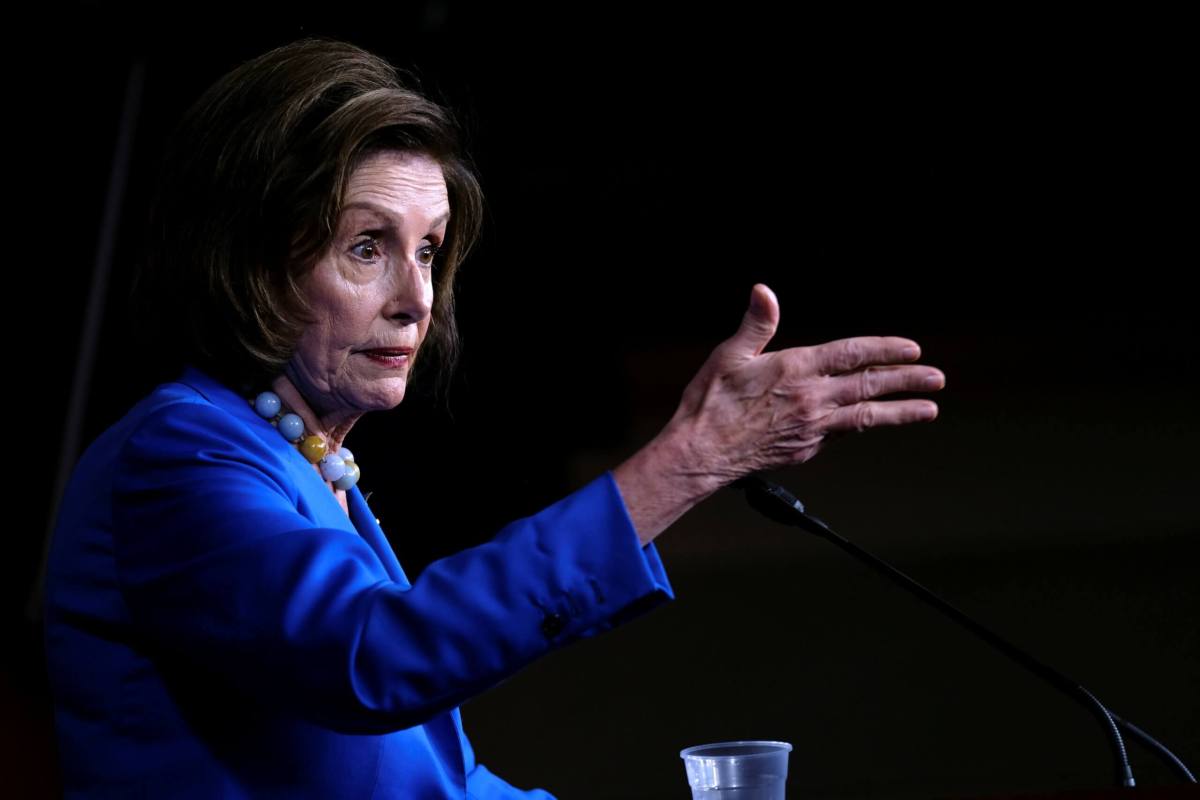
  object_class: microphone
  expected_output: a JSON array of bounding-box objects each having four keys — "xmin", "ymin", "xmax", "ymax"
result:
[{"xmin": 733, "ymin": 474, "xmax": 1197, "ymax": 788}]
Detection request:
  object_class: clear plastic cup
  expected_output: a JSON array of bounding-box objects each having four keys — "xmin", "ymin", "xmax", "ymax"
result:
[{"xmin": 680, "ymin": 740, "xmax": 793, "ymax": 799}]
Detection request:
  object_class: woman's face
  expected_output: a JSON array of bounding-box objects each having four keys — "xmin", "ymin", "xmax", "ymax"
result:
[{"xmin": 286, "ymin": 150, "xmax": 451, "ymax": 417}]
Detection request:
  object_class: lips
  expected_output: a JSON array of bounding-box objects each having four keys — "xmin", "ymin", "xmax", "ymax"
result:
[
  {"xmin": 359, "ymin": 348, "xmax": 413, "ymax": 370},
  {"xmin": 359, "ymin": 347, "xmax": 414, "ymax": 356}
]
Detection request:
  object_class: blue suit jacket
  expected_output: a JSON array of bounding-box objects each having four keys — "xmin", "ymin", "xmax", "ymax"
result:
[{"xmin": 43, "ymin": 364, "xmax": 675, "ymax": 798}]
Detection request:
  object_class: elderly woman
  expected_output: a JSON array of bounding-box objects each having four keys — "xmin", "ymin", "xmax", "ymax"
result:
[{"xmin": 42, "ymin": 37, "xmax": 944, "ymax": 798}]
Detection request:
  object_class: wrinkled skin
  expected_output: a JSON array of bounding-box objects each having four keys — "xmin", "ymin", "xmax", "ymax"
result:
[{"xmin": 613, "ymin": 284, "xmax": 944, "ymax": 545}]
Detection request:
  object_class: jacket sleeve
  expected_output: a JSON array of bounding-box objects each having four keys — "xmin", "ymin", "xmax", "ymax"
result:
[
  {"xmin": 466, "ymin": 763, "xmax": 555, "ymax": 800},
  {"xmin": 112, "ymin": 400, "xmax": 674, "ymax": 735}
]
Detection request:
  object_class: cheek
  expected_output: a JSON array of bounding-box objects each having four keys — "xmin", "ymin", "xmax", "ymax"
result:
[
  {"xmin": 294, "ymin": 312, "xmax": 356, "ymax": 369},
  {"xmin": 313, "ymin": 291, "xmax": 376, "ymax": 349},
  {"xmin": 421, "ymin": 303, "xmax": 436, "ymax": 344},
  {"xmin": 293, "ymin": 327, "xmax": 330, "ymax": 372},
  {"xmin": 418, "ymin": 282, "xmax": 435, "ymax": 340}
]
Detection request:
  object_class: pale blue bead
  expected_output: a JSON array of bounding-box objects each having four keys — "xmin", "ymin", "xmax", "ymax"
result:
[
  {"xmin": 278, "ymin": 413, "xmax": 305, "ymax": 442},
  {"xmin": 254, "ymin": 391, "xmax": 282, "ymax": 419},
  {"xmin": 334, "ymin": 462, "xmax": 360, "ymax": 491},
  {"xmin": 319, "ymin": 453, "xmax": 347, "ymax": 482},
  {"xmin": 337, "ymin": 447, "xmax": 354, "ymax": 463}
]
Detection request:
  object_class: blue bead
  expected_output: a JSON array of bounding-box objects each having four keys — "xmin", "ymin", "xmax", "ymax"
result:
[
  {"xmin": 319, "ymin": 454, "xmax": 347, "ymax": 482},
  {"xmin": 278, "ymin": 413, "xmax": 305, "ymax": 442},
  {"xmin": 337, "ymin": 447, "xmax": 354, "ymax": 463},
  {"xmin": 333, "ymin": 461, "xmax": 360, "ymax": 491},
  {"xmin": 254, "ymin": 391, "xmax": 282, "ymax": 419}
]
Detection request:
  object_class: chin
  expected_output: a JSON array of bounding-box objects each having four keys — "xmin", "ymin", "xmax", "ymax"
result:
[{"xmin": 367, "ymin": 381, "xmax": 409, "ymax": 410}]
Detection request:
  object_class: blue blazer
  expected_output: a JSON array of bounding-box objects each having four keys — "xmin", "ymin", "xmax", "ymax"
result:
[{"xmin": 43, "ymin": 364, "xmax": 675, "ymax": 798}]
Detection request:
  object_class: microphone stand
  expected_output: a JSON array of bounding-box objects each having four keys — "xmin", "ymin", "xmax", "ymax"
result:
[{"xmin": 733, "ymin": 475, "xmax": 1197, "ymax": 789}]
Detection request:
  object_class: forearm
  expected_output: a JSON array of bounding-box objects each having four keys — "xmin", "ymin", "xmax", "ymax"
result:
[{"xmin": 611, "ymin": 421, "xmax": 720, "ymax": 547}]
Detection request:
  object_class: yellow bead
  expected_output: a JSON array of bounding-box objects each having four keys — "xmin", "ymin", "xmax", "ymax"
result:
[{"xmin": 300, "ymin": 435, "xmax": 327, "ymax": 463}]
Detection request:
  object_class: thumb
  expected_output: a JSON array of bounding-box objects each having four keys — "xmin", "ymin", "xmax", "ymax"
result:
[{"xmin": 724, "ymin": 283, "xmax": 779, "ymax": 360}]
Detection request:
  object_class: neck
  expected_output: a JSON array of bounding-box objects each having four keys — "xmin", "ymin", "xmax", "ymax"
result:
[{"xmin": 270, "ymin": 371, "xmax": 363, "ymax": 456}]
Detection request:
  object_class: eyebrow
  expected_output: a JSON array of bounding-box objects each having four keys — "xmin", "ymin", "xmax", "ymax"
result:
[{"xmin": 342, "ymin": 201, "xmax": 450, "ymax": 232}]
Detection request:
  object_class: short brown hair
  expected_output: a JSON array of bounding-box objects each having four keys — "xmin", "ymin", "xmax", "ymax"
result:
[{"xmin": 132, "ymin": 36, "xmax": 485, "ymax": 400}]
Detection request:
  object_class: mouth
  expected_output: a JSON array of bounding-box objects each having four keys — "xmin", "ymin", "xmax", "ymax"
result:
[
  {"xmin": 358, "ymin": 347, "xmax": 414, "ymax": 368},
  {"xmin": 359, "ymin": 347, "xmax": 414, "ymax": 356}
]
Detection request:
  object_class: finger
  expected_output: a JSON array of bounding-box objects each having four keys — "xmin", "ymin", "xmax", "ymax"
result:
[
  {"xmin": 719, "ymin": 284, "xmax": 780, "ymax": 363},
  {"xmin": 823, "ymin": 399, "xmax": 939, "ymax": 433},
  {"xmin": 824, "ymin": 364, "xmax": 946, "ymax": 406},
  {"xmin": 807, "ymin": 336, "xmax": 923, "ymax": 376}
]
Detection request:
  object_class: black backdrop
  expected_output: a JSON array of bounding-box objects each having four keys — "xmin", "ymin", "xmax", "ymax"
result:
[{"xmin": 12, "ymin": 6, "xmax": 1196, "ymax": 798}]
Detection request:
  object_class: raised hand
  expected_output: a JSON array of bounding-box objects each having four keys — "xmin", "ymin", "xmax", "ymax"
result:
[
  {"xmin": 613, "ymin": 284, "xmax": 945, "ymax": 546},
  {"xmin": 667, "ymin": 283, "xmax": 944, "ymax": 488}
]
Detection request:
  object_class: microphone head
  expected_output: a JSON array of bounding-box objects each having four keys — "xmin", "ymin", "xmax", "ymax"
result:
[{"xmin": 733, "ymin": 475, "xmax": 806, "ymax": 525}]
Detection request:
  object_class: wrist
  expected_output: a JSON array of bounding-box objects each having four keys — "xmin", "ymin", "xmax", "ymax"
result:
[
  {"xmin": 611, "ymin": 421, "xmax": 720, "ymax": 547},
  {"xmin": 650, "ymin": 417, "xmax": 725, "ymax": 502}
]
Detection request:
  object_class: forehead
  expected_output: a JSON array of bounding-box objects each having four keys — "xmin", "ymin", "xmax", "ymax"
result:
[{"xmin": 342, "ymin": 151, "xmax": 450, "ymax": 223}]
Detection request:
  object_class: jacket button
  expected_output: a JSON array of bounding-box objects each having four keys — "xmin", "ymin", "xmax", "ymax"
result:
[{"xmin": 540, "ymin": 612, "xmax": 566, "ymax": 638}]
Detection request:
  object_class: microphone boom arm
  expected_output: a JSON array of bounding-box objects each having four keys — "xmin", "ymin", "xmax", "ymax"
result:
[{"xmin": 733, "ymin": 474, "xmax": 1196, "ymax": 788}]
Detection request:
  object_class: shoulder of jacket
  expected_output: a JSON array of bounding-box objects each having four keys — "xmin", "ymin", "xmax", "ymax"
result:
[{"xmin": 119, "ymin": 392, "xmax": 288, "ymax": 472}]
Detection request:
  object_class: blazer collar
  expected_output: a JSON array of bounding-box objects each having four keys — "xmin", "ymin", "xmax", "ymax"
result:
[{"xmin": 176, "ymin": 364, "xmax": 411, "ymax": 588}]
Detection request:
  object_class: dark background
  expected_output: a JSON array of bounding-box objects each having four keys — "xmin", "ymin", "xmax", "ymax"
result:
[{"xmin": 9, "ymin": 4, "xmax": 1196, "ymax": 798}]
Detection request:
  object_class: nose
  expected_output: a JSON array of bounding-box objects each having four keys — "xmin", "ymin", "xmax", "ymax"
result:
[{"xmin": 387, "ymin": 257, "xmax": 433, "ymax": 325}]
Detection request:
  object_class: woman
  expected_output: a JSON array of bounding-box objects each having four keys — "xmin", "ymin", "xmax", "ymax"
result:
[{"xmin": 42, "ymin": 38, "xmax": 945, "ymax": 798}]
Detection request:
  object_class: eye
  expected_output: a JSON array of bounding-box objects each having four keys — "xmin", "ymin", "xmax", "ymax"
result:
[
  {"xmin": 350, "ymin": 237, "xmax": 383, "ymax": 263},
  {"xmin": 418, "ymin": 243, "xmax": 443, "ymax": 269}
]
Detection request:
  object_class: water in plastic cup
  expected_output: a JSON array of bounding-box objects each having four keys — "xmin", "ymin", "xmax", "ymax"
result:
[{"xmin": 680, "ymin": 740, "xmax": 793, "ymax": 799}]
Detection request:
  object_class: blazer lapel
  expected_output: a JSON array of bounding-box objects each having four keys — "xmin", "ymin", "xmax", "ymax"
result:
[
  {"xmin": 348, "ymin": 486, "xmax": 411, "ymax": 588},
  {"xmin": 176, "ymin": 364, "xmax": 411, "ymax": 588}
]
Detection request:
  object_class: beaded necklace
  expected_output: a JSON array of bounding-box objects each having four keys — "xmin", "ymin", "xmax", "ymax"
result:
[{"xmin": 250, "ymin": 390, "xmax": 361, "ymax": 491}]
